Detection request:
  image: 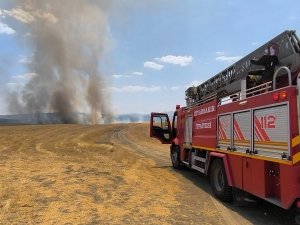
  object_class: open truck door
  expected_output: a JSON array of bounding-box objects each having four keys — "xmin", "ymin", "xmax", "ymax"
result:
[{"xmin": 150, "ymin": 113, "xmax": 172, "ymax": 144}]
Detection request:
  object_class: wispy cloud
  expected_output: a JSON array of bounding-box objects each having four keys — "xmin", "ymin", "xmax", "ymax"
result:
[
  {"xmin": 171, "ymin": 86, "xmax": 180, "ymax": 90},
  {"xmin": 3, "ymin": 8, "xmax": 58, "ymax": 24},
  {"xmin": 13, "ymin": 73, "xmax": 38, "ymax": 79},
  {"xmin": 5, "ymin": 82, "xmax": 25, "ymax": 87},
  {"xmin": 155, "ymin": 55, "xmax": 193, "ymax": 66},
  {"xmin": 185, "ymin": 80, "xmax": 202, "ymax": 87},
  {"xmin": 107, "ymin": 85, "xmax": 161, "ymax": 92},
  {"xmin": 112, "ymin": 75, "xmax": 122, "ymax": 78},
  {"xmin": 144, "ymin": 61, "xmax": 164, "ymax": 70},
  {"xmin": 112, "ymin": 74, "xmax": 131, "ymax": 78},
  {"xmin": 0, "ymin": 21, "xmax": 15, "ymax": 34},
  {"xmin": 288, "ymin": 16, "xmax": 298, "ymax": 20},
  {"xmin": 112, "ymin": 72, "xmax": 142, "ymax": 78},
  {"xmin": 0, "ymin": 10, "xmax": 4, "ymax": 19},
  {"xmin": 215, "ymin": 55, "xmax": 242, "ymax": 63},
  {"xmin": 3, "ymin": 8, "xmax": 35, "ymax": 23},
  {"xmin": 19, "ymin": 54, "xmax": 34, "ymax": 64},
  {"xmin": 132, "ymin": 72, "xmax": 143, "ymax": 75},
  {"xmin": 215, "ymin": 51, "xmax": 225, "ymax": 55},
  {"xmin": 251, "ymin": 42, "xmax": 258, "ymax": 45}
]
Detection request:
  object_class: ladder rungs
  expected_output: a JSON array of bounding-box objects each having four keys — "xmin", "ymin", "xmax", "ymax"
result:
[{"xmin": 191, "ymin": 165, "xmax": 205, "ymax": 173}]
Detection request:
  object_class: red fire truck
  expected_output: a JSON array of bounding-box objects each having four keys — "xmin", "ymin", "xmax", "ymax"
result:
[{"xmin": 150, "ymin": 30, "xmax": 300, "ymax": 223}]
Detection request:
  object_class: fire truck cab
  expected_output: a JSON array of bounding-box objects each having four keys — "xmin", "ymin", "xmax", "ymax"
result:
[{"xmin": 150, "ymin": 30, "xmax": 300, "ymax": 223}]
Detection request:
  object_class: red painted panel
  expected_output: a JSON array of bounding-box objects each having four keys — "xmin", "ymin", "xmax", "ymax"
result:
[
  {"xmin": 243, "ymin": 157, "xmax": 252, "ymax": 193},
  {"xmin": 228, "ymin": 154, "xmax": 243, "ymax": 189},
  {"xmin": 296, "ymin": 166, "xmax": 300, "ymax": 197},
  {"xmin": 264, "ymin": 162, "xmax": 280, "ymax": 198},
  {"xmin": 192, "ymin": 100, "xmax": 218, "ymax": 149},
  {"xmin": 177, "ymin": 108, "xmax": 185, "ymax": 148},
  {"xmin": 281, "ymin": 164, "xmax": 295, "ymax": 209},
  {"xmin": 180, "ymin": 148, "xmax": 189, "ymax": 161},
  {"xmin": 252, "ymin": 158, "xmax": 265, "ymax": 198}
]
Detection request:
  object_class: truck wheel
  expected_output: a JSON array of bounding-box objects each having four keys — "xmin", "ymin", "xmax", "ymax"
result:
[
  {"xmin": 171, "ymin": 146, "xmax": 181, "ymax": 170},
  {"xmin": 296, "ymin": 215, "xmax": 300, "ymax": 225},
  {"xmin": 210, "ymin": 159, "xmax": 232, "ymax": 202}
]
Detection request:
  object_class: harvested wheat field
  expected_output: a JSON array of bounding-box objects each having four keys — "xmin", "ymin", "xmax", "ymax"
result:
[{"xmin": 0, "ymin": 123, "xmax": 298, "ymax": 225}]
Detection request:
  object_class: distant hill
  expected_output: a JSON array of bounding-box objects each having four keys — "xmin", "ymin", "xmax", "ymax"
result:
[
  {"xmin": 114, "ymin": 113, "xmax": 150, "ymax": 123},
  {"xmin": 0, "ymin": 112, "xmax": 174, "ymax": 124},
  {"xmin": 0, "ymin": 114, "xmax": 36, "ymax": 124}
]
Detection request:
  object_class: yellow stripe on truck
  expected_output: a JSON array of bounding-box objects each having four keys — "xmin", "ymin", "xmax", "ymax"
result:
[
  {"xmin": 292, "ymin": 135, "xmax": 300, "ymax": 164},
  {"xmin": 254, "ymin": 141, "xmax": 288, "ymax": 147},
  {"xmin": 292, "ymin": 135, "xmax": 300, "ymax": 148},
  {"xmin": 293, "ymin": 152, "xmax": 300, "ymax": 164}
]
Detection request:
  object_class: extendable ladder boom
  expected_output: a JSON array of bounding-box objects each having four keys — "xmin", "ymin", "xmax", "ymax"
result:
[{"xmin": 186, "ymin": 30, "xmax": 300, "ymax": 105}]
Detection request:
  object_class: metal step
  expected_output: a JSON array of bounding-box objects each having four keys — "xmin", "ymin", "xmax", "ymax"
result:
[
  {"xmin": 265, "ymin": 197, "xmax": 281, "ymax": 207},
  {"xmin": 192, "ymin": 155, "xmax": 206, "ymax": 163},
  {"xmin": 191, "ymin": 164, "xmax": 205, "ymax": 173},
  {"xmin": 181, "ymin": 161, "xmax": 189, "ymax": 165}
]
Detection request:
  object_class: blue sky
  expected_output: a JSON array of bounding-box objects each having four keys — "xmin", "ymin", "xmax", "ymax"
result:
[{"xmin": 0, "ymin": 0, "xmax": 299, "ymax": 115}]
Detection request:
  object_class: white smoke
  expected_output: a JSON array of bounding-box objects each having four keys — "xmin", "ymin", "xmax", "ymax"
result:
[{"xmin": 4, "ymin": 0, "xmax": 114, "ymax": 124}]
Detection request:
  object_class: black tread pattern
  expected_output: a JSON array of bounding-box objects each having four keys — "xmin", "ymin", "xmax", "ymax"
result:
[{"xmin": 210, "ymin": 159, "xmax": 233, "ymax": 202}]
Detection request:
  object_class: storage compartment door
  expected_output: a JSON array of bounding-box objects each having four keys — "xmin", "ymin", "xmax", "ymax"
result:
[
  {"xmin": 243, "ymin": 157, "xmax": 252, "ymax": 193},
  {"xmin": 253, "ymin": 104, "xmax": 289, "ymax": 160},
  {"xmin": 184, "ymin": 116, "xmax": 193, "ymax": 145},
  {"xmin": 233, "ymin": 111, "xmax": 251, "ymax": 154},
  {"xmin": 218, "ymin": 114, "xmax": 231, "ymax": 150}
]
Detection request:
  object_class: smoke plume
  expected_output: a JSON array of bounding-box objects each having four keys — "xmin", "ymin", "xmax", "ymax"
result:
[{"xmin": 4, "ymin": 0, "xmax": 114, "ymax": 124}]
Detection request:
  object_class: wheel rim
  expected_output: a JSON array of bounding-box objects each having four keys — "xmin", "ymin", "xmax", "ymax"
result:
[
  {"xmin": 214, "ymin": 168, "xmax": 224, "ymax": 192},
  {"xmin": 172, "ymin": 151, "xmax": 178, "ymax": 165}
]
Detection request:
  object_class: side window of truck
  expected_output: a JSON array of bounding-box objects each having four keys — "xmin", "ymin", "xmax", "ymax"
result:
[{"xmin": 153, "ymin": 115, "xmax": 168, "ymax": 129}]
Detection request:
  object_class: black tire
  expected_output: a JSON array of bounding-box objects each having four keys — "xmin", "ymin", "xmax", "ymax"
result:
[
  {"xmin": 171, "ymin": 146, "xmax": 181, "ymax": 170},
  {"xmin": 295, "ymin": 215, "xmax": 300, "ymax": 225},
  {"xmin": 210, "ymin": 159, "xmax": 232, "ymax": 202}
]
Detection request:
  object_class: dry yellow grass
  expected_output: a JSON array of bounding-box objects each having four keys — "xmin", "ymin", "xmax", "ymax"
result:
[
  {"xmin": 1, "ymin": 123, "xmax": 257, "ymax": 225},
  {"xmin": 0, "ymin": 123, "xmax": 181, "ymax": 224}
]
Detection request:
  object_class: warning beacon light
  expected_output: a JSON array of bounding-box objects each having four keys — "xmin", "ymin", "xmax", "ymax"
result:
[
  {"xmin": 273, "ymin": 93, "xmax": 279, "ymax": 101},
  {"xmin": 176, "ymin": 105, "xmax": 180, "ymax": 109},
  {"xmin": 273, "ymin": 91, "xmax": 287, "ymax": 101}
]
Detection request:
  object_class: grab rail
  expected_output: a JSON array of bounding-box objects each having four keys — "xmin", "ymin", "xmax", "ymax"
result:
[{"xmin": 273, "ymin": 66, "xmax": 291, "ymax": 90}]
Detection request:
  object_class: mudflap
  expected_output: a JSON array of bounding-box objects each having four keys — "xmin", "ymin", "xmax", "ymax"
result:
[{"xmin": 232, "ymin": 187, "xmax": 257, "ymax": 206}]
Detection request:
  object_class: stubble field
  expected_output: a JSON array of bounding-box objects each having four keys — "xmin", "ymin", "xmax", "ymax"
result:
[{"xmin": 0, "ymin": 123, "xmax": 298, "ymax": 225}]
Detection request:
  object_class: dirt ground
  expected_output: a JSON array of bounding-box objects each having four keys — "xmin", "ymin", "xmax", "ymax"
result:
[{"xmin": 0, "ymin": 123, "xmax": 298, "ymax": 225}]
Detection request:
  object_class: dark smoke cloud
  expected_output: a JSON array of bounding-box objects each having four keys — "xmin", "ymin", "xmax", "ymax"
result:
[{"xmin": 3, "ymin": 0, "xmax": 114, "ymax": 124}]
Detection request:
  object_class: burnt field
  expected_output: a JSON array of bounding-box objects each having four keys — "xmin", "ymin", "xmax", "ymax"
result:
[{"xmin": 0, "ymin": 123, "xmax": 298, "ymax": 225}]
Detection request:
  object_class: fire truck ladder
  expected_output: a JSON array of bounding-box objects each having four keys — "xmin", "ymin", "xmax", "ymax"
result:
[{"xmin": 186, "ymin": 30, "xmax": 300, "ymax": 106}]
